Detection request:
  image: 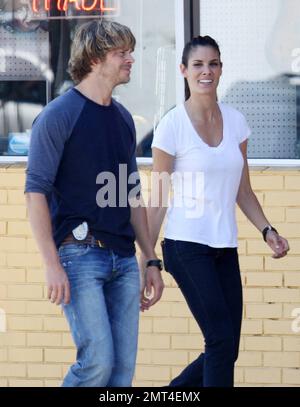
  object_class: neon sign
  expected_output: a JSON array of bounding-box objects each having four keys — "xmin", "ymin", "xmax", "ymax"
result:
[{"xmin": 31, "ymin": 0, "xmax": 119, "ymax": 17}]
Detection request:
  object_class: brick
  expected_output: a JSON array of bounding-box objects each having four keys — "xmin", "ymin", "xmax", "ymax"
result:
[
  {"xmin": 241, "ymin": 320, "xmax": 263, "ymax": 335},
  {"xmin": 237, "ymin": 240, "xmax": 246, "ymax": 255},
  {"xmin": 0, "ymin": 221, "xmax": 6, "ymax": 235},
  {"xmin": 0, "ymin": 268, "xmax": 26, "ymax": 282},
  {"xmin": 264, "ymin": 320, "xmax": 296, "ymax": 335},
  {"xmin": 0, "ymin": 300, "xmax": 26, "ymax": 314},
  {"xmin": 145, "ymin": 302, "xmax": 171, "ymax": 317},
  {"xmin": 135, "ymin": 366, "xmax": 170, "ymax": 381},
  {"xmin": 62, "ymin": 333, "xmax": 74, "ymax": 347},
  {"xmin": 245, "ymin": 367, "xmax": 281, "ymax": 384},
  {"xmin": 246, "ymin": 272, "xmax": 282, "ymax": 287},
  {"xmin": 236, "ymin": 352, "xmax": 262, "ymax": 367},
  {"xmin": 235, "ymin": 367, "xmax": 245, "ymax": 383},
  {"xmin": 170, "ymin": 302, "xmax": 192, "ymax": 317},
  {"xmin": 0, "ymin": 363, "xmax": 26, "ymax": 377},
  {"xmin": 0, "ymin": 205, "xmax": 26, "ymax": 220},
  {"xmin": 7, "ymin": 190, "xmax": 26, "ymax": 205},
  {"xmin": 283, "ymin": 337, "xmax": 300, "ymax": 351},
  {"xmin": 27, "ymin": 364, "xmax": 62, "ymax": 378},
  {"xmin": 189, "ymin": 319, "xmax": 201, "ymax": 333},
  {"xmin": 247, "ymin": 240, "xmax": 273, "ymax": 255},
  {"xmin": 162, "ymin": 288, "xmax": 185, "ymax": 302},
  {"xmin": 138, "ymin": 334, "xmax": 170, "ymax": 350},
  {"xmin": 136, "ymin": 350, "xmax": 152, "ymax": 364},
  {"xmin": 8, "ymin": 379, "xmax": 43, "ymax": 387},
  {"xmin": 283, "ymin": 304, "xmax": 300, "ymax": 318},
  {"xmin": 7, "ymin": 284, "xmax": 43, "ymax": 299},
  {"xmin": 44, "ymin": 380, "xmax": 62, "ymax": 387},
  {"xmin": 265, "ymin": 192, "xmax": 300, "ymax": 206},
  {"xmin": 284, "ymin": 272, "xmax": 300, "ymax": 287},
  {"xmin": 263, "ymin": 288, "xmax": 300, "ymax": 303},
  {"xmin": 0, "ymin": 332, "xmax": 26, "ymax": 347},
  {"xmin": 44, "ymin": 317, "xmax": 69, "ymax": 332},
  {"xmin": 0, "ymin": 285, "xmax": 7, "ymax": 299},
  {"xmin": 139, "ymin": 318, "xmax": 152, "ymax": 333},
  {"xmin": 45, "ymin": 348, "xmax": 75, "ymax": 363},
  {"xmin": 0, "ymin": 348, "xmax": 7, "ymax": 361},
  {"xmin": 274, "ymin": 224, "xmax": 300, "ymax": 238},
  {"xmin": 246, "ymin": 304, "xmax": 282, "ymax": 319},
  {"xmin": 0, "ymin": 190, "xmax": 7, "ymax": 204},
  {"xmin": 262, "ymin": 208, "xmax": 285, "ymax": 222},
  {"xmin": 152, "ymin": 350, "xmax": 188, "ymax": 365},
  {"xmin": 0, "ymin": 173, "xmax": 25, "ymax": 187},
  {"xmin": 27, "ymin": 333, "xmax": 61, "ymax": 347},
  {"xmin": 26, "ymin": 269, "xmax": 45, "ymax": 283},
  {"xmin": 282, "ymin": 368, "xmax": 300, "ymax": 384},
  {"xmin": 26, "ymin": 301, "xmax": 62, "ymax": 316},
  {"xmin": 265, "ymin": 257, "xmax": 300, "ymax": 272},
  {"xmin": 9, "ymin": 316, "xmax": 43, "ymax": 331},
  {"xmin": 238, "ymin": 256, "xmax": 263, "ymax": 271},
  {"xmin": 285, "ymin": 176, "xmax": 300, "ymax": 190},
  {"xmin": 153, "ymin": 318, "xmax": 188, "ymax": 334},
  {"xmin": 9, "ymin": 348, "xmax": 43, "ymax": 362},
  {"xmin": 238, "ymin": 225, "xmax": 263, "ymax": 239},
  {"xmin": 263, "ymin": 352, "xmax": 299, "ymax": 367},
  {"xmin": 243, "ymin": 288, "xmax": 263, "ymax": 302},
  {"xmin": 244, "ymin": 337, "xmax": 282, "ymax": 351},
  {"xmin": 252, "ymin": 176, "xmax": 283, "ymax": 190},
  {"xmin": 286, "ymin": 208, "xmax": 300, "ymax": 222},
  {"xmin": 0, "ymin": 379, "xmax": 7, "ymax": 386},
  {"xmin": 25, "ymin": 239, "xmax": 38, "ymax": 253},
  {"xmin": 7, "ymin": 221, "xmax": 31, "ymax": 236},
  {"xmin": 6, "ymin": 253, "xmax": 42, "ymax": 267},
  {"xmin": 171, "ymin": 334, "xmax": 204, "ymax": 350}
]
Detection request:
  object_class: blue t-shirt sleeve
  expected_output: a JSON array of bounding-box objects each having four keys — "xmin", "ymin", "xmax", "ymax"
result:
[{"xmin": 25, "ymin": 109, "xmax": 71, "ymax": 195}]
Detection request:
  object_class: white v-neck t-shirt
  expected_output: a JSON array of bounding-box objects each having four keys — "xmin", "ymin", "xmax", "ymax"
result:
[{"xmin": 151, "ymin": 102, "xmax": 251, "ymax": 248}]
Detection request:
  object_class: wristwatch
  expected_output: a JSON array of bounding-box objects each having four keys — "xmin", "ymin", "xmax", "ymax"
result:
[
  {"xmin": 146, "ymin": 259, "xmax": 163, "ymax": 271},
  {"xmin": 262, "ymin": 225, "xmax": 278, "ymax": 242}
]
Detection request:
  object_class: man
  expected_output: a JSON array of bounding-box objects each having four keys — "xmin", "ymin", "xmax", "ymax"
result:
[{"xmin": 25, "ymin": 19, "xmax": 164, "ymax": 387}]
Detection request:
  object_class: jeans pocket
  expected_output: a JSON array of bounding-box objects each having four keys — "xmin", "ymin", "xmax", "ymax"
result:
[
  {"xmin": 161, "ymin": 240, "xmax": 170, "ymax": 272},
  {"xmin": 58, "ymin": 244, "xmax": 90, "ymax": 261}
]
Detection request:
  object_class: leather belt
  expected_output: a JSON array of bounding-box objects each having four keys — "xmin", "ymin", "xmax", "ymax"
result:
[{"xmin": 61, "ymin": 232, "xmax": 107, "ymax": 248}]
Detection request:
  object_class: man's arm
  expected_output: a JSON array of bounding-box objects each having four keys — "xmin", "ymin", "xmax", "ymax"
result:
[
  {"xmin": 130, "ymin": 202, "xmax": 164, "ymax": 311},
  {"xmin": 26, "ymin": 192, "xmax": 70, "ymax": 305}
]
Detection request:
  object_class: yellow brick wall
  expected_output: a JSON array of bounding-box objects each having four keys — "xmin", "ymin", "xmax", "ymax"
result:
[{"xmin": 0, "ymin": 164, "xmax": 299, "ymax": 387}]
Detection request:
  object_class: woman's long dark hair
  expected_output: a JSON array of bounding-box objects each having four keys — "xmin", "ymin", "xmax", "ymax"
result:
[{"xmin": 182, "ymin": 36, "xmax": 222, "ymax": 101}]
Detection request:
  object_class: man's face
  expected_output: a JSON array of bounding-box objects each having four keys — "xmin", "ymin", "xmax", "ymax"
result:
[{"xmin": 97, "ymin": 48, "xmax": 135, "ymax": 87}]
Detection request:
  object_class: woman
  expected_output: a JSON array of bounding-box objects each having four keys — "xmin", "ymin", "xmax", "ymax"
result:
[{"xmin": 140, "ymin": 36, "xmax": 290, "ymax": 387}]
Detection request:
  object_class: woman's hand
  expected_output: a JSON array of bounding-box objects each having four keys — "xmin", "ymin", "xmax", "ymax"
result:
[{"xmin": 266, "ymin": 231, "xmax": 290, "ymax": 259}]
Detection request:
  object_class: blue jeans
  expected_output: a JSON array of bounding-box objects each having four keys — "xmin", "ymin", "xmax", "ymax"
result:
[
  {"xmin": 58, "ymin": 243, "xmax": 140, "ymax": 387},
  {"xmin": 162, "ymin": 239, "xmax": 243, "ymax": 387}
]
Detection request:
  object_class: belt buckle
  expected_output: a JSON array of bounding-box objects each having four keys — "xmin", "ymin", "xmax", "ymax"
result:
[{"xmin": 97, "ymin": 240, "xmax": 105, "ymax": 249}]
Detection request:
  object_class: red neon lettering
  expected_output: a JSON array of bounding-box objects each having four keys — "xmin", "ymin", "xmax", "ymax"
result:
[
  {"xmin": 81, "ymin": 0, "xmax": 98, "ymax": 11},
  {"xmin": 32, "ymin": 0, "xmax": 118, "ymax": 13},
  {"xmin": 57, "ymin": 0, "xmax": 81, "ymax": 12},
  {"xmin": 32, "ymin": 0, "xmax": 51, "ymax": 13}
]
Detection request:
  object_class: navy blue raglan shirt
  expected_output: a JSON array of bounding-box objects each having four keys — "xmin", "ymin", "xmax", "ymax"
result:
[{"xmin": 25, "ymin": 88, "xmax": 140, "ymax": 257}]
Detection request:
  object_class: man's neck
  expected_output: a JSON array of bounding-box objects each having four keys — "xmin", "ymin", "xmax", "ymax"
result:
[{"xmin": 76, "ymin": 78, "xmax": 113, "ymax": 106}]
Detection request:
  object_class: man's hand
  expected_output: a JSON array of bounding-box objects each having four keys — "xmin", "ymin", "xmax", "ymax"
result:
[
  {"xmin": 139, "ymin": 254, "xmax": 164, "ymax": 312},
  {"xmin": 46, "ymin": 263, "xmax": 70, "ymax": 306},
  {"xmin": 266, "ymin": 231, "xmax": 290, "ymax": 259}
]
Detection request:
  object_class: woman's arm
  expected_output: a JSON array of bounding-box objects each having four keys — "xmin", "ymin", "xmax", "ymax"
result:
[
  {"xmin": 237, "ymin": 140, "xmax": 289, "ymax": 258},
  {"xmin": 139, "ymin": 147, "xmax": 174, "ymax": 310}
]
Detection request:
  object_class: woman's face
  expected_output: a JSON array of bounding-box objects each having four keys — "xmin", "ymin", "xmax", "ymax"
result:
[{"xmin": 181, "ymin": 45, "xmax": 222, "ymax": 97}]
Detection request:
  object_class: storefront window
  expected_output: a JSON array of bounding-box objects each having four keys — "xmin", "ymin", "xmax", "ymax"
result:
[
  {"xmin": 200, "ymin": 0, "xmax": 300, "ymax": 159},
  {"xmin": 0, "ymin": 0, "xmax": 176, "ymax": 158}
]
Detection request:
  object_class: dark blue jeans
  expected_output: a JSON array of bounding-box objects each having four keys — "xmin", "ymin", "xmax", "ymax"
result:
[{"xmin": 162, "ymin": 239, "xmax": 243, "ymax": 387}]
